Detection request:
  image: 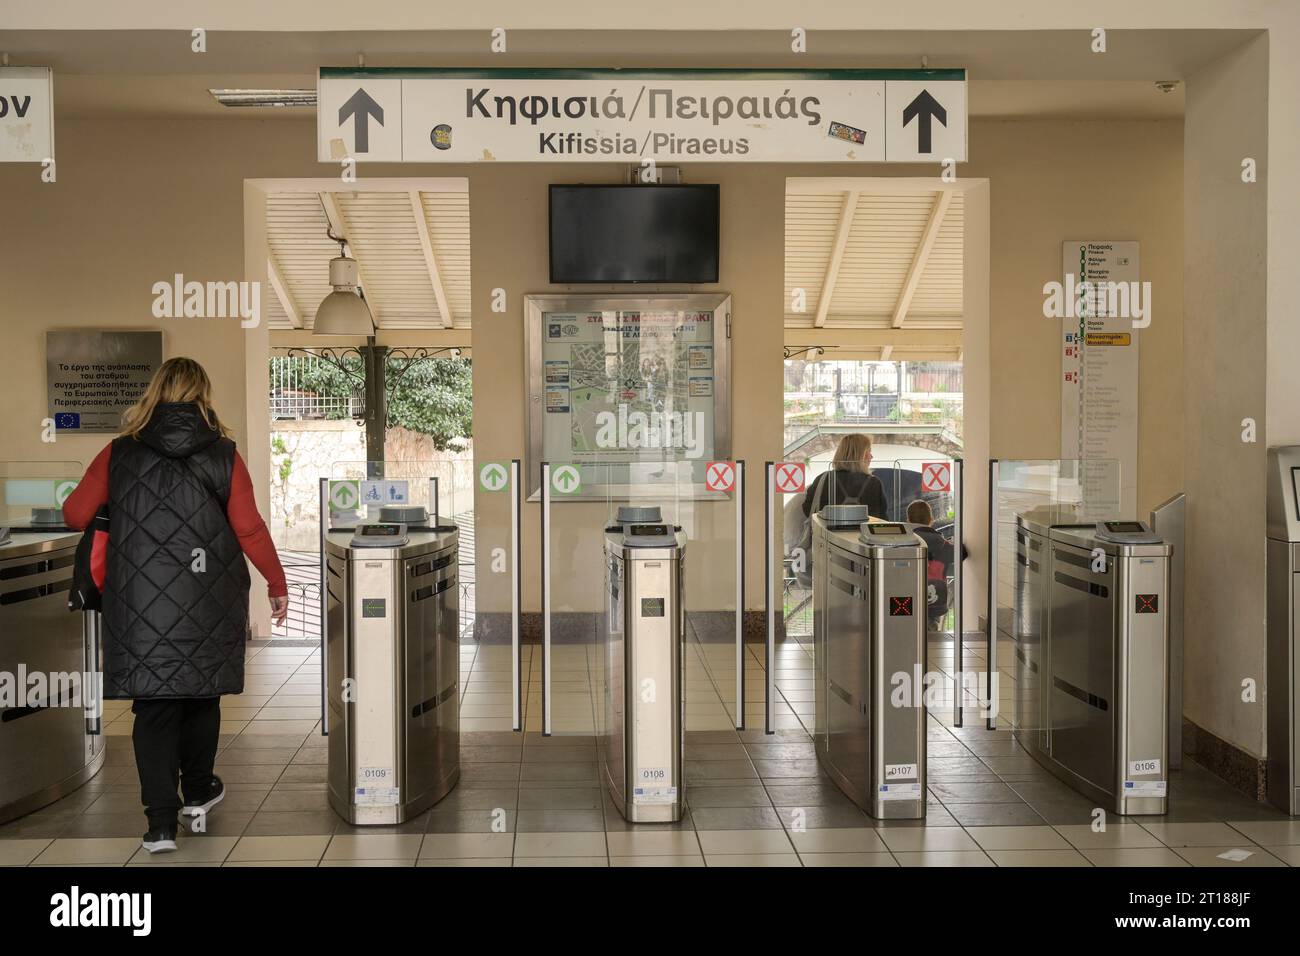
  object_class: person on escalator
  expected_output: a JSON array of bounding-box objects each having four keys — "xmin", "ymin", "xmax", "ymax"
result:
[{"xmin": 63, "ymin": 357, "xmax": 288, "ymax": 854}]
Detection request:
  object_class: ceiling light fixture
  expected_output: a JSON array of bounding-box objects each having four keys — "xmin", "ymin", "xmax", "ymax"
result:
[
  {"xmin": 209, "ymin": 89, "xmax": 317, "ymax": 108},
  {"xmin": 313, "ymin": 230, "xmax": 375, "ymax": 336}
]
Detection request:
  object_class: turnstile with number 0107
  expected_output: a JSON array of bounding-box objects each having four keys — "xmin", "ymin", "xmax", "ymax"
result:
[{"xmin": 812, "ymin": 507, "xmax": 928, "ymax": 819}]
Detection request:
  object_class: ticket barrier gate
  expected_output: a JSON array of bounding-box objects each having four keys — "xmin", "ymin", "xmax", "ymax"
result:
[
  {"xmin": 600, "ymin": 506, "xmax": 686, "ymax": 823},
  {"xmin": 0, "ymin": 528, "xmax": 106, "ymax": 824},
  {"xmin": 1013, "ymin": 515, "xmax": 1171, "ymax": 815},
  {"xmin": 324, "ymin": 508, "xmax": 460, "ymax": 824},
  {"xmin": 1267, "ymin": 446, "xmax": 1300, "ymax": 814},
  {"xmin": 812, "ymin": 507, "xmax": 927, "ymax": 819}
]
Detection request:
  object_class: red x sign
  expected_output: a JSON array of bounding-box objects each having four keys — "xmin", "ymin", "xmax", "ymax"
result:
[
  {"xmin": 1135, "ymin": 594, "xmax": 1159, "ymax": 614},
  {"xmin": 890, "ymin": 596, "xmax": 914, "ymax": 617},
  {"xmin": 774, "ymin": 462, "xmax": 805, "ymax": 494},
  {"xmin": 921, "ymin": 462, "xmax": 951, "ymax": 494},
  {"xmin": 705, "ymin": 461, "xmax": 736, "ymax": 493}
]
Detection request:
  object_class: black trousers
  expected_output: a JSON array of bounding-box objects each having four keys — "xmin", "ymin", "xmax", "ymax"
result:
[{"xmin": 131, "ymin": 697, "xmax": 221, "ymax": 827}]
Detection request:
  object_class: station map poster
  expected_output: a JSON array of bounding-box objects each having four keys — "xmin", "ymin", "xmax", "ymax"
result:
[
  {"xmin": 46, "ymin": 330, "xmax": 163, "ymax": 434},
  {"xmin": 1059, "ymin": 241, "xmax": 1139, "ymax": 518},
  {"xmin": 527, "ymin": 295, "xmax": 730, "ymax": 499}
]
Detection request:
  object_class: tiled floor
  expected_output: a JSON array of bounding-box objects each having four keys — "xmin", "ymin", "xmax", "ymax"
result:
[{"xmin": 2, "ymin": 637, "xmax": 1295, "ymax": 867}]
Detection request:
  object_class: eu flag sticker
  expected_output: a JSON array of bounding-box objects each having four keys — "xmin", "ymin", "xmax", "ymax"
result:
[{"xmin": 54, "ymin": 412, "xmax": 81, "ymax": 430}]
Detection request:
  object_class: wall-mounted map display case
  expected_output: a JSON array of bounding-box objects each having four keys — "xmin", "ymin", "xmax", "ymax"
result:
[{"xmin": 524, "ymin": 294, "xmax": 732, "ymax": 500}]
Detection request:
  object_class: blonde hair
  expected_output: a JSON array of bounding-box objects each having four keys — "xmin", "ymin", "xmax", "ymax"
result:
[
  {"xmin": 121, "ymin": 357, "xmax": 230, "ymax": 438},
  {"xmin": 831, "ymin": 434, "xmax": 873, "ymax": 474}
]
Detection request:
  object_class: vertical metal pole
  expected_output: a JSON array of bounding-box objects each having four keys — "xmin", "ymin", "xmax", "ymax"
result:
[
  {"xmin": 765, "ymin": 462, "xmax": 776, "ymax": 735},
  {"xmin": 83, "ymin": 612, "xmax": 102, "ymax": 736},
  {"xmin": 986, "ymin": 459, "xmax": 999, "ymax": 730},
  {"xmin": 319, "ymin": 477, "xmax": 330, "ymax": 736},
  {"xmin": 735, "ymin": 460, "xmax": 746, "ymax": 731},
  {"xmin": 541, "ymin": 462, "xmax": 552, "ymax": 737},
  {"xmin": 362, "ymin": 338, "xmax": 388, "ymax": 480},
  {"xmin": 953, "ymin": 458, "xmax": 964, "ymax": 728},
  {"xmin": 511, "ymin": 459, "xmax": 522, "ymax": 733},
  {"xmin": 428, "ymin": 477, "xmax": 439, "ymax": 526}
]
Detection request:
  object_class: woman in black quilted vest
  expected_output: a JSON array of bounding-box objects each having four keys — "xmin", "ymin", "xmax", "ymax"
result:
[{"xmin": 64, "ymin": 357, "xmax": 288, "ymax": 854}]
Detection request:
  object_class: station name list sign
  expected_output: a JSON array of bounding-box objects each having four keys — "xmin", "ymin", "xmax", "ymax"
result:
[
  {"xmin": 317, "ymin": 68, "xmax": 967, "ymax": 164},
  {"xmin": 46, "ymin": 330, "xmax": 163, "ymax": 433}
]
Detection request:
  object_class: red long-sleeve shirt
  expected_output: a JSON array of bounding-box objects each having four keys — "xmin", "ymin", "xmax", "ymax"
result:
[{"xmin": 63, "ymin": 443, "xmax": 288, "ymax": 598}]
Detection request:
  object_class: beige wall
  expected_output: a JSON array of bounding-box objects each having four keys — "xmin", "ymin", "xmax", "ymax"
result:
[
  {"xmin": 2, "ymin": 114, "xmax": 1185, "ymax": 616},
  {"xmin": 1185, "ymin": 34, "xmax": 1270, "ymax": 758}
]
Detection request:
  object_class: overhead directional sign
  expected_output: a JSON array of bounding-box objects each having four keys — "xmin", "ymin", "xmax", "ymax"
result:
[
  {"xmin": 0, "ymin": 67, "xmax": 54, "ymax": 163},
  {"xmin": 550, "ymin": 464, "xmax": 581, "ymax": 495},
  {"xmin": 317, "ymin": 68, "xmax": 966, "ymax": 163},
  {"xmin": 479, "ymin": 461, "xmax": 510, "ymax": 492},
  {"xmin": 885, "ymin": 79, "xmax": 967, "ymax": 162}
]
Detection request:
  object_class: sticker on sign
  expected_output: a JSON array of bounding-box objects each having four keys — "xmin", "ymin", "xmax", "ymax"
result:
[
  {"xmin": 705, "ymin": 461, "xmax": 735, "ymax": 493},
  {"xmin": 920, "ymin": 461, "xmax": 951, "ymax": 493},
  {"xmin": 774, "ymin": 462, "xmax": 805, "ymax": 494}
]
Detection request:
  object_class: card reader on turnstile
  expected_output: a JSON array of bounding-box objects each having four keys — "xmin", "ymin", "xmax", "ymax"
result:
[
  {"xmin": 599, "ymin": 506, "xmax": 687, "ymax": 823},
  {"xmin": 350, "ymin": 523, "xmax": 409, "ymax": 548}
]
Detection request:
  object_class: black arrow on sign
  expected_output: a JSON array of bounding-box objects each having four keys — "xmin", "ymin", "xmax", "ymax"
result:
[
  {"xmin": 339, "ymin": 88, "xmax": 384, "ymax": 153},
  {"xmin": 902, "ymin": 89, "xmax": 947, "ymax": 154}
]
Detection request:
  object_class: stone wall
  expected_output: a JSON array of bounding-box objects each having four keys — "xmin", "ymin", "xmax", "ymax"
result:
[{"xmin": 269, "ymin": 419, "xmax": 474, "ymax": 550}]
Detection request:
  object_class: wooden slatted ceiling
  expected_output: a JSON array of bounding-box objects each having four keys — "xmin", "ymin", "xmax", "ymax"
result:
[
  {"xmin": 264, "ymin": 188, "xmax": 471, "ymax": 331},
  {"xmin": 784, "ymin": 189, "xmax": 963, "ymax": 330}
]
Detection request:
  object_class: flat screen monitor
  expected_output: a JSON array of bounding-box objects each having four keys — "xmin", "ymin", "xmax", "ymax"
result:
[{"xmin": 549, "ymin": 184, "xmax": 720, "ymax": 284}]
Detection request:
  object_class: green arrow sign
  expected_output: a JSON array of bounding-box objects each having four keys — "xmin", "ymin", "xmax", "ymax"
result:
[
  {"xmin": 329, "ymin": 480, "xmax": 361, "ymax": 510},
  {"xmin": 551, "ymin": 464, "xmax": 581, "ymax": 495},
  {"xmin": 479, "ymin": 461, "xmax": 509, "ymax": 492}
]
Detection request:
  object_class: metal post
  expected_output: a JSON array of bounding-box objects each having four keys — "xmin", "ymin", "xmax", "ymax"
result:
[
  {"xmin": 765, "ymin": 462, "xmax": 776, "ymax": 735},
  {"xmin": 361, "ymin": 338, "xmax": 388, "ymax": 480},
  {"xmin": 319, "ymin": 477, "xmax": 330, "ymax": 736},
  {"xmin": 986, "ymin": 458, "xmax": 999, "ymax": 730},
  {"xmin": 735, "ymin": 460, "xmax": 746, "ymax": 731},
  {"xmin": 541, "ymin": 462, "xmax": 552, "ymax": 737},
  {"xmin": 953, "ymin": 457, "xmax": 964, "ymax": 728},
  {"xmin": 511, "ymin": 459, "xmax": 522, "ymax": 733}
]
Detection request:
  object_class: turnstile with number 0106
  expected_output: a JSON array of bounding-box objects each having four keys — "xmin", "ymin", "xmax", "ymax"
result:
[
  {"xmin": 1014, "ymin": 517, "xmax": 1172, "ymax": 815},
  {"xmin": 812, "ymin": 507, "xmax": 928, "ymax": 819}
]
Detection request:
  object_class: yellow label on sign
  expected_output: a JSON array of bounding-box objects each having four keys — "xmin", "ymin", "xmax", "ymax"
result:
[{"xmin": 1084, "ymin": 332, "xmax": 1132, "ymax": 346}]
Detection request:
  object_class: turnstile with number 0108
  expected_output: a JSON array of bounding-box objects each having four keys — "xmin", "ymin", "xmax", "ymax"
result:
[
  {"xmin": 600, "ymin": 506, "xmax": 687, "ymax": 823},
  {"xmin": 812, "ymin": 507, "xmax": 928, "ymax": 819}
]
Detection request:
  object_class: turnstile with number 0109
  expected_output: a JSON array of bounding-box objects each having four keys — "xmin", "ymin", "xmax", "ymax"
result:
[
  {"xmin": 600, "ymin": 506, "xmax": 687, "ymax": 823},
  {"xmin": 324, "ymin": 513, "xmax": 460, "ymax": 824},
  {"xmin": 812, "ymin": 507, "xmax": 927, "ymax": 819}
]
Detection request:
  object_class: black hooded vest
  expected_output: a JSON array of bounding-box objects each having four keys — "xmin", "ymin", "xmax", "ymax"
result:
[{"xmin": 101, "ymin": 403, "xmax": 250, "ymax": 699}]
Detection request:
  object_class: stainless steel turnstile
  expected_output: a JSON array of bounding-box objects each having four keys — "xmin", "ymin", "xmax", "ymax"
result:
[
  {"xmin": 0, "ymin": 530, "xmax": 106, "ymax": 824},
  {"xmin": 812, "ymin": 507, "xmax": 927, "ymax": 819},
  {"xmin": 1013, "ymin": 517, "xmax": 1172, "ymax": 815},
  {"xmin": 1267, "ymin": 446, "xmax": 1300, "ymax": 814},
  {"xmin": 324, "ymin": 521, "xmax": 460, "ymax": 824},
  {"xmin": 600, "ymin": 506, "xmax": 686, "ymax": 823}
]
